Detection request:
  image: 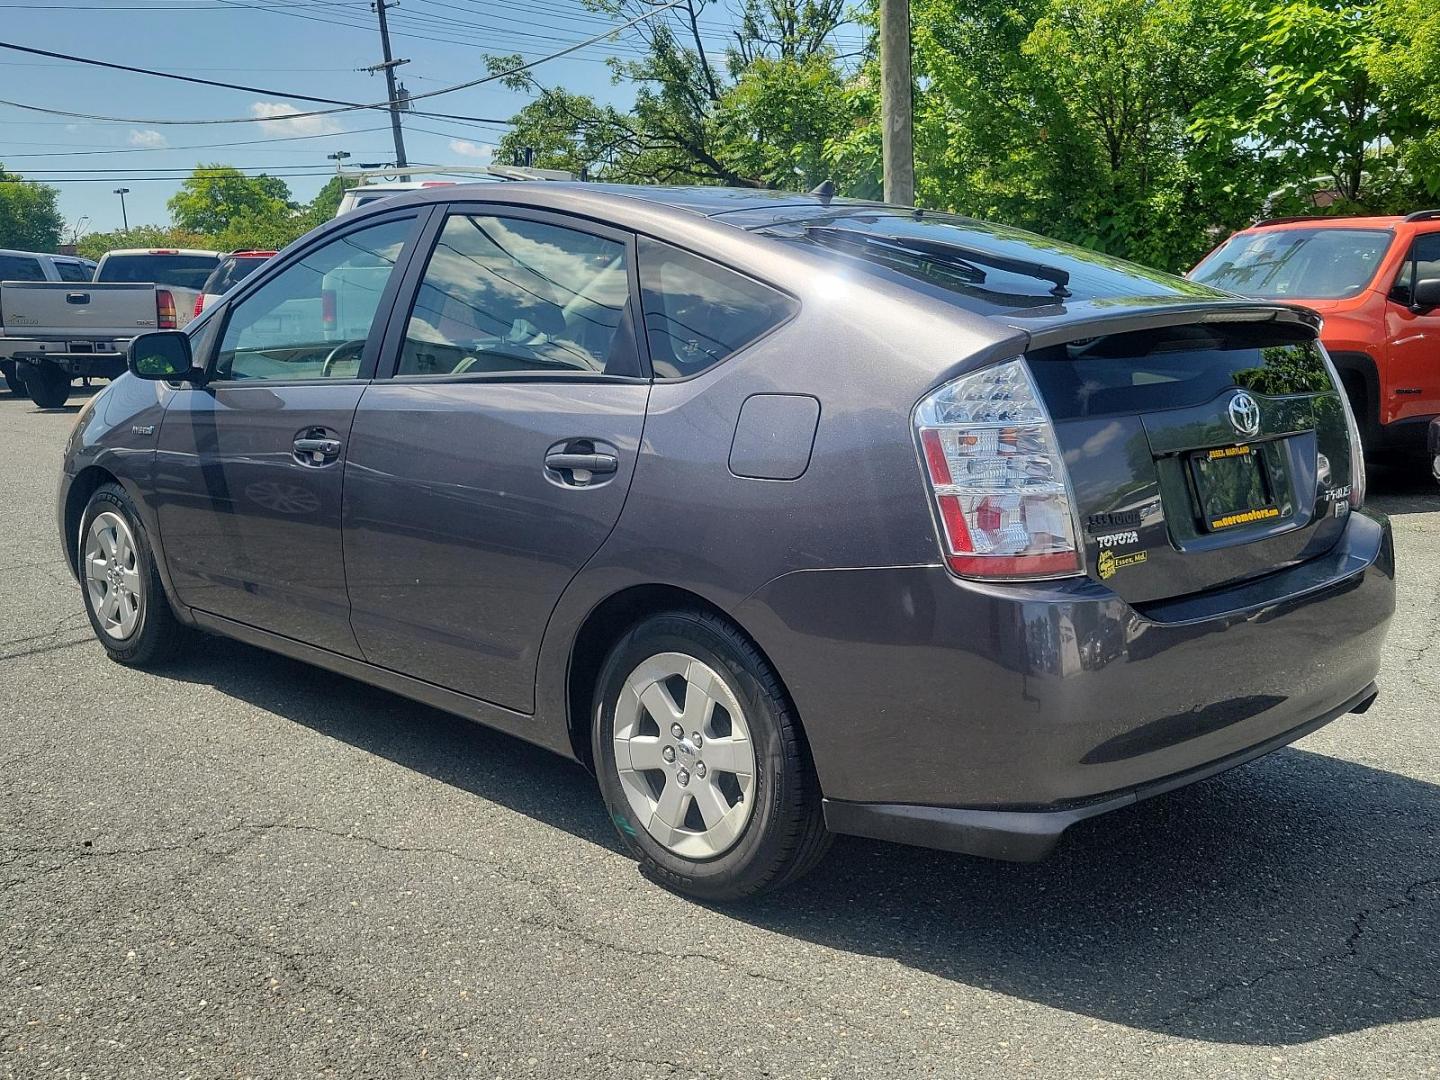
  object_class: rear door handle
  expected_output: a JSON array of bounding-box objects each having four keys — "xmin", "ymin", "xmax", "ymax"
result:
[{"xmin": 544, "ymin": 451, "xmax": 618, "ymax": 474}]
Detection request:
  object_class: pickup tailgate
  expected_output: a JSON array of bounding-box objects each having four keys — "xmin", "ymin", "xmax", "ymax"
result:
[
  {"xmin": 0, "ymin": 281, "xmax": 157, "ymax": 338},
  {"xmin": 1023, "ymin": 306, "xmax": 1357, "ymax": 604}
]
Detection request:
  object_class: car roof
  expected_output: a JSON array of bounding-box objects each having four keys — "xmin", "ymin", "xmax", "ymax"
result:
[
  {"xmin": 1244, "ymin": 215, "xmax": 1405, "ymax": 231},
  {"xmin": 101, "ymin": 248, "xmax": 223, "ymax": 257},
  {"xmin": 381, "ymin": 180, "xmax": 874, "ymax": 217}
]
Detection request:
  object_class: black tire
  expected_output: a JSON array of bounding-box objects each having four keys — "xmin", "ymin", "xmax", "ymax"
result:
[
  {"xmin": 77, "ymin": 483, "xmax": 190, "ymax": 667},
  {"xmin": 592, "ymin": 610, "xmax": 831, "ymax": 901},
  {"xmin": 2, "ymin": 361, "xmax": 26, "ymax": 398},
  {"xmin": 21, "ymin": 363, "xmax": 70, "ymax": 408}
]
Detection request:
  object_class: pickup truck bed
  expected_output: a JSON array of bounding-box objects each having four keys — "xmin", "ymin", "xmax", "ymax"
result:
[{"xmin": 0, "ymin": 281, "xmax": 166, "ymax": 407}]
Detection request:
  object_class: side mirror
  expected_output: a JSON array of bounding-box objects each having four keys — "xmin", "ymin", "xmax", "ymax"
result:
[
  {"xmin": 127, "ymin": 331, "xmax": 198, "ymax": 381},
  {"xmin": 1412, "ymin": 278, "xmax": 1440, "ymax": 310}
]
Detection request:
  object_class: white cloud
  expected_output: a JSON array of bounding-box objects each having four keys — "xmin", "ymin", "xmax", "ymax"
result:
[
  {"xmin": 448, "ymin": 138, "xmax": 492, "ymax": 161},
  {"xmin": 250, "ymin": 101, "xmax": 343, "ymax": 137},
  {"xmin": 128, "ymin": 129, "xmax": 168, "ymax": 148}
]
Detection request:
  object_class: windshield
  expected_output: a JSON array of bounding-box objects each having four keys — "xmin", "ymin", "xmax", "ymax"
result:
[
  {"xmin": 1190, "ymin": 228, "xmax": 1392, "ymax": 300},
  {"xmin": 97, "ymin": 254, "xmax": 219, "ymax": 290}
]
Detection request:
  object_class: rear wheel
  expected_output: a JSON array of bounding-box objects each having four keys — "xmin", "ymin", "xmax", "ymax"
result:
[
  {"xmin": 78, "ymin": 484, "xmax": 190, "ymax": 667},
  {"xmin": 21, "ymin": 363, "xmax": 70, "ymax": 408},
  {"xmin": 593, "ymin": 610, "xmax": 830, "ymax": 901},
  {"xmin": 1, "ymin": 361, "xmax": 26, "ymax": 397}
]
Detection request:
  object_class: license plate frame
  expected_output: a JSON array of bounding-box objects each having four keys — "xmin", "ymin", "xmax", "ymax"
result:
[{"xmin": 1189, "ymin": 443, "xmax": 1280, "ymax": 531}]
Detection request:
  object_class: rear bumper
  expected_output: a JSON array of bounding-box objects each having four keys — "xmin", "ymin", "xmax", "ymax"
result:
[
  {"xmin": 6, "ymin": 350, "xmax": 127, "ymax": 378},
  {"xmin": 736, "ymin": 509, "xmax": 1395, "ymax": 852},
  {"xmin": 822, "ymin": 682, "xmax": 1377, "ymax": 861}
]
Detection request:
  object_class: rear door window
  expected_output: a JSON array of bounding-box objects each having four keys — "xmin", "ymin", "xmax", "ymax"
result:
[
  {"xmin": 53, "ymin": 260, "xmax": 92, "ymax": 282},
  {"xmin": 637, "ymin": 239, "xmax": 796, "ymax": 378},
  {"xmin": 0, "ymin": 254, "xmax": 46, "ymax": 281},
  {"xmin": 398, "ymin": 213, "xmax": 635, "ymax": 377}
]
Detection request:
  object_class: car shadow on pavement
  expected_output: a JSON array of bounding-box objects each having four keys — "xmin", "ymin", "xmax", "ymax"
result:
[
  {"xmin": 1368, "ymin": 461, "xmax": 1440, "ymax": 515},
  {"xmin": 171, "ymin": 641, "xmax": 1438, "ymax": 1047}
]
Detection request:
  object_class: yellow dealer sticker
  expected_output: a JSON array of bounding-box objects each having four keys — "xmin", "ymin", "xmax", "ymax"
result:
[
  {"xmin": 1209, "ymin": 506, "xmax": 1281, "ymax": 530},
  {"xmin": 1207, "ymin": 444, "xmax": 1253, "ymax": 460},
  {"xmin": 1097, "ymin": 548, "xmax": 1148, "ymax": 580}
]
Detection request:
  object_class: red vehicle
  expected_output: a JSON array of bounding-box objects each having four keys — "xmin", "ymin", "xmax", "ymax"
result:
[{"xmin": 1191, "ymin": 211, "xmax": 1440, "ymax": 459}]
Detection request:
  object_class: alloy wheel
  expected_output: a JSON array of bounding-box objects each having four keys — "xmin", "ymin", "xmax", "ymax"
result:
[
  {"xmin": 612, "ymin": 652, "xmax": 757, "ymax": 860},
  {"xmin": 84, "ymin": 510, "xmax": 143, "ymax": 640}
]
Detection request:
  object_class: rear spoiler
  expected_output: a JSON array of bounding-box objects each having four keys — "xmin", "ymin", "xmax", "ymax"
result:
[{"xmin": 996, "ymin": 298, "xmax": 1323, "ymax": 351}]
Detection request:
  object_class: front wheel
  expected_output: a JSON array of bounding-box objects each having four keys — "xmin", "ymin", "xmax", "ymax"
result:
[
  {"xmin": 20, "ymin": 363, "xmax": 70, "ymax": 408},
  {"xmin": 593, "ymin": 610, "xmax": 830, "ymax": 901},
  {"xmin": 78, "ymin": 483, "xmax": 190, "ymax": 666}
]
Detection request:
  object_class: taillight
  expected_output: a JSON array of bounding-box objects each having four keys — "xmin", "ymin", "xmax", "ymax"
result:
[
  {"xmin": 321, "ymin": 288, "xmax": 336, "ymax": 331},
  {"xmin": 193, "ymin": 293, "xmax": 205, "ymax": 317},
  {"xmin": 1317, "ymin": 343, "xmax": 1365, "ymax": 509},
  {"xmin": 156, "ymin": 289, "xmax": 176, "ymax": 330},
  {"xmin": 915, "ymin": 358, "xmax": 1082, "ymax": 579}
]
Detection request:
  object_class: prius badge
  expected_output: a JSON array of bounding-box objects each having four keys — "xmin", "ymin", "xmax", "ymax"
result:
[{"xmin": 1228, "ymin": 391, "xmax": 1261, "ymax": 438}]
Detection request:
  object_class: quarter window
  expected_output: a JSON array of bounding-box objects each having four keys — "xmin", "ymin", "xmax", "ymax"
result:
[
  {"xmin": 398, "ymin": 214, "xmax": 633, "ymax": 377},
  {"xmin": 637, "ymin": 239, "xmax": 796, "ymax": 379},
  {"xmin": 214, "ymin": 218, "xmax": 412, "ymax": 382}
]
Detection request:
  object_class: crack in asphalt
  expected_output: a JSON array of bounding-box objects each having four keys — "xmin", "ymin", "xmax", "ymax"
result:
[{"xmin": 1158, "ymin": 873, "xmax": 1440, "ymax": 1022}]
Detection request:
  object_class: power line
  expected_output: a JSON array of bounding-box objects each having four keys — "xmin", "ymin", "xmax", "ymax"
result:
[{"xmin": 0, "ymin": 3, "xmax": 685, "ymax": 128}]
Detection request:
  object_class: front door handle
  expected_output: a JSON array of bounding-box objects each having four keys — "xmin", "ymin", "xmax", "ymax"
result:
[
  {"xmin": 293, "ymin": 433, "xmax": 342, "ymax": 465},
  {"xmin": 544, "ymin": 451, "xmax": 618, "ymax": 474}
]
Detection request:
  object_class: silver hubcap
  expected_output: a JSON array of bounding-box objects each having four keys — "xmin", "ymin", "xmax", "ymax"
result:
[
  {"xmin": 613, "ymin": 652, "xmax": 757, "ymax": 859},
  {"xmin": 83, "ymin": 510, "xmax": 142, "ymax": 640}
]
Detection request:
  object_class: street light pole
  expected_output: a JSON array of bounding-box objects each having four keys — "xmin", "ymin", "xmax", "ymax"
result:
[
  {"xmin": 112, "ymin": 187, "xmax": 130, "ymax": 231},
  {"xmin": 327, "ymin": 150, "xmax": 351, "ymax": 175},
  {"xmin": 880, "ymin": 0, "xmax": 915, "ymax": 206}
]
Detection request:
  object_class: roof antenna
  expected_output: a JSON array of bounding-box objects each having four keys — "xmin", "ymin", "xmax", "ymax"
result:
[{"xmin": 809, "ymin": 179, "xmax": 835, "ymax": 205}]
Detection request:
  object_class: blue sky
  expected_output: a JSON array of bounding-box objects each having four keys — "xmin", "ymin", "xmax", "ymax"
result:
[{"xmin": 0, "ymin": 0, "xmax": 794, "ymax": 237}]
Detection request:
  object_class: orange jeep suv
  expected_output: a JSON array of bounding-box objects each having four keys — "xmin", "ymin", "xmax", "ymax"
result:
[{"xmin": 1191, "ymin": 211, "xmax": 1440, "ymax": 460}]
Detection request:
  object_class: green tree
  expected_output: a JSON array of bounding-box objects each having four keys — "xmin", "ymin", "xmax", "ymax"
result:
[
  {"xmin": 1366, "ymin": 0, "xmax": 1440, "ymax": 200},
  {"xmin": 494, "ymin": 0, "xmax": 853, "ymax": 188},
  {"xmin": 75, "ymin": 225, "xmax": 214, "ymax": 262},
  {"xmin": 0, "ymin": 166, "xmax": 64, "ymax": 251},
  {"xmin": 167, "ymin": 165, "xmax": 295, "ymax": 235}
]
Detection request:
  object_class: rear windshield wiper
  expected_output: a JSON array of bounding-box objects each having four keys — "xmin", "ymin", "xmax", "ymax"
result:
[{"xmin": 800, "ymin": 225, "xmax": 1073, "ymax": 298}]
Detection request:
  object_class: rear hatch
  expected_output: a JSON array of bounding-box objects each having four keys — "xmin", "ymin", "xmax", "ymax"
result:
[{"xmin": 1022, "ymin": 307, "xmax": 1357, "ymax": 603}]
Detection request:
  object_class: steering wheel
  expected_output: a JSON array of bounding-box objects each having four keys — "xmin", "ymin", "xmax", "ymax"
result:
[{"xmin": 320, "ymin": 339, "xmax": 366, "ymax": 379}]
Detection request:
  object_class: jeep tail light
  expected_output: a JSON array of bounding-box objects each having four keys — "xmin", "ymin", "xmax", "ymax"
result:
[
  {"xmin": 193, "ymin": 293, "xmax": 205, "ymax": 317},
  {"xmin": 156, "ymin": 289, "xmax": 176, "ymax": 330},
  {"xmin": 1317, "ymin": 343, "xmax": 1365, "ymax": 509},
  {"xmin": 915, "ymin": 359, "xmax": 1082, "ymax": 579}
]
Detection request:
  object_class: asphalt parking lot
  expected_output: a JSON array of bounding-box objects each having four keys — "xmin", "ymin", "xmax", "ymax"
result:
[{"xmin": 2, "ymin": 385, "xmax": 1438, "ymax": 1080}]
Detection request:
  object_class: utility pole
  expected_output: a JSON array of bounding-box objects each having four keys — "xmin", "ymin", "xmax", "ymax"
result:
[
  {"xmin": 369, "ymin": 0, "xmax": 410, "ymax": 179},
  {"xmin": 879, "ymin": 0, "xmax": 914, "ymax": 206},
  {"xmin": 112, "ymin": 187, "xmax": 130, "ymax": 231}
]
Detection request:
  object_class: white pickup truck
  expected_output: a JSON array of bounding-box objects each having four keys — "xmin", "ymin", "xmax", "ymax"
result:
[{"xmin": 0, "ymin": 248, "xmax": 219, "ymax": 407}]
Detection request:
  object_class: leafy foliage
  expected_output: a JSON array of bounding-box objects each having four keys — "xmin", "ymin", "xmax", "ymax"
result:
[
  {"xmin": 0, "ymin": 167, "xmax": 65, "ymax": 252},
  {"xmin": 167, "ymin": 165, "xmax": 296, "ymax": 236}
]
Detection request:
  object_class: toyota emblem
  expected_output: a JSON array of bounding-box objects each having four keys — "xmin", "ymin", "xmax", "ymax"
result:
[{"xmin": 1228, "ymin": 391, "xmax": 1262, "ymax": 438}]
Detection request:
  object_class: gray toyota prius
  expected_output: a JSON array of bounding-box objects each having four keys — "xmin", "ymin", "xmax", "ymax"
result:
[{"xmin": 60, "ymin": 184, "xmax": 1395, "ymax": 900}]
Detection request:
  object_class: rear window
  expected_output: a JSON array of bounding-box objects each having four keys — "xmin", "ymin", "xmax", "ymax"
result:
[
  {"xmin": 756, "ymin": 209, "xmax": 1221, "ymax": 315},
  {"xmin": 1190, "ymin": 228, "xmax": 1392, "ymax": 300},
  {"xmin": 1028, "ymin": 323, "xmax": 1334, "ymax": 421},
  {"xmin": 203, "ymin": 255, "xmax": 268, "ymax": 296},
  {"xmin": 637, "ymin": 239, "xmax": 796, "ymax": 378},
  {"xmin": 0, "ymin": 254, "xmax": 46, "ymax": 281},
  {"xmin": 97, "ymin": 254, "xmax": 219, "ymax": 290},
  {"xmin": 53, "ymin": 260, "xmax": 92, "ymax": 282}
]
